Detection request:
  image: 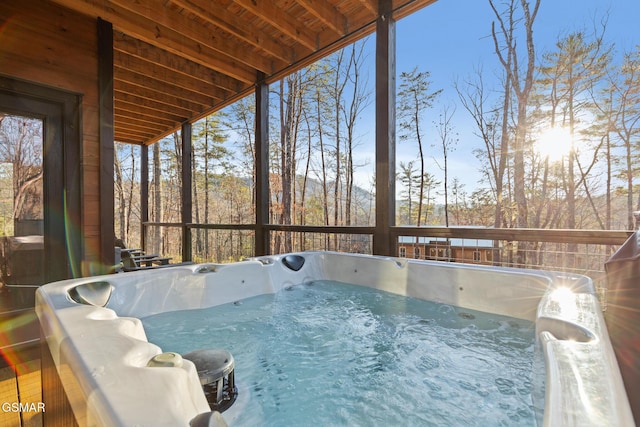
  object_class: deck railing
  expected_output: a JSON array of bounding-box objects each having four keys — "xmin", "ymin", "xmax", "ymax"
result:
[
  {"xmin": 392, "ymin": 227, "xmax": 632, "ymax": 304},
  {"xmin": 142, "ymin": 222, "xmax": 631, "ymax": 285}
]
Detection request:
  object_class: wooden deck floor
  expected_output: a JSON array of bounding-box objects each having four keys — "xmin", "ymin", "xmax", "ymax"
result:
[{"xmin": 0, "ymin": 359, "xmax": 42, "ymax": 427}]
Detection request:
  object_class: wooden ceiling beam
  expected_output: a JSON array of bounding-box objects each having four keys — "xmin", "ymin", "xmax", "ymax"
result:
[
  {"xmin": 114, "ymin": 80, "xmax": 208, "ymax": 114},
  {"xmin": 115, "ymin": 91, "xmax": 193, "ymax": 118},
  {"xmin": 296, "ymin": 0, "xmax": 349, "ymax": 35},
  {"xmin": 51, "ymin": 0, "xmax": 257, "ymax": 83},
  {"xmin": 169, "ymin": 0, "xmax": 300, "ymax": 64},
  {"xmin": 108, "ymin": 0, "xmax": 278, "ymax": 72},
  {"xmin": 231, "ymin": 0, "xmax": 318, "ymax": 51},
  {"xmin": 47, "ymin": 0, "xmax": 438, "ymax": 146},
  {"xmin": 114, "ymin": 32, "xmax": 241, "ymax": 95},
  {"xmin": 113, "ymin": 51, "xmax": 231, "ymax": 102},
  {"xmin": 114, "ymin": 113, "xmax": 165, "ymax": 133},
  {"xmin": 355, "ymin": 0, "xmax": 377, "ymax": 16},
  {"xmin": 115, "ymin": 136, "xmax": 146, "ymax": 145},
  {"xmin": 115, "ymin": 122, "xmax": 158, "ymax": 135},
  {"xmin": 116, "ymin": 134, "xmax": 155, "ymax": 145},
  {"xmin": 117, "ymin": 125, "xmax": 158, "ymax": 138},
  {"xmin": 114, "ymin": 107, "xmax": 177, "ymax": 128},
  {"xmin": 115, "ymin": 98, "xmax": 188, "ymax": 123},
  {"xmin": 115, "ymin": 123, "xmax": 178, "ymax": 144},
  {"xmin": 115, "ymin": 123, "xmax": 159, "ymax": 137},
  {"xmin": 114, "ymin": 67, "xmax": 218, "ymax": 108},
  {"xmin": 115, "ymin": 127, "xmax": 157, "ymax": 140}
]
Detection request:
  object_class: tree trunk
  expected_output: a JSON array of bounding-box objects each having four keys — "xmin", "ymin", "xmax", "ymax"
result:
[
  {"xmin": 114, "ymin": 148, "xmax": 126, "ymax": 241},
  {"xmin": 152, "ymin": 142, "xmax": 162, "ymax": 254}
]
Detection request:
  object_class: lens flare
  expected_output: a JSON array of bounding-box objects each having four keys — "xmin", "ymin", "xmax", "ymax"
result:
[
  {"xmin": 536, "ymin": 127, "xmax": 573, "ymax": 162},
  {"xmin": 0, "ymin": 310, "xmax": 39, "ymax": 374}
]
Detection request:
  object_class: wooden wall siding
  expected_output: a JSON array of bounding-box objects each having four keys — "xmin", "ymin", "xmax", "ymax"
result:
[{"xmin": 0, "ymin": 0, "xmax": 101, "ymax": 274}]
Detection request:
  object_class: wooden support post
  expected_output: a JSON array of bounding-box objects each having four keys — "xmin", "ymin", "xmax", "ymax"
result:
[
  {"xmin": 255, "ymin": 74, "xmax": 270, "ymax": 256},
  {"xmin": 373, "ymin": 0, "xmax": 396, "ymax": 256},
  {"xmin": 98, "ymin": 17, "xmax": 115, "ymax": 273},
  {"xmin": 182, "ymin": 122, "xmax": 193, "ymax": 262},
  {"xmin": 140, "ymin": 144, "xmax": 149, "ymax": 251}
]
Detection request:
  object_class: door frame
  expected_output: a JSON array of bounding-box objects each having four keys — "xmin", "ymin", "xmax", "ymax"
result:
[{"xmin": 0, "ymin": 75, "xmax": 82, "ymax": 284}]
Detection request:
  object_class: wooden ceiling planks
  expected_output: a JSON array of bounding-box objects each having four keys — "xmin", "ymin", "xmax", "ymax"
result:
[
  {"xmin": 49, "ymin": 0, "xmax": 436, "ymax": 145},
  {"xmin": 170, "ymin": 0, "xmax": 295, "ymax": 64}
]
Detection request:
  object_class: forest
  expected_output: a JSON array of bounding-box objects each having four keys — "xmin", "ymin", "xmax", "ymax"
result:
[
  {"xmin": 0, "ymin": 2, "xmax": 635, "ymax": 264},
  {"xmin": 108, "ymin": 0, "xmax": 638, "ymax": 262}
]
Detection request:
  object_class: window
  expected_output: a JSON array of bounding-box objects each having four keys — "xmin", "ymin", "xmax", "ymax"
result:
[
  {"xmin": 0, "ymin": 114, "xmax": 44, "ymax": 287},
  {"xmin": 0, "ymin": 75, "xmax": 81, "ymax": 286}
]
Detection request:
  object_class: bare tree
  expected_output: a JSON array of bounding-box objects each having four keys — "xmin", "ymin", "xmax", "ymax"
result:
[
  {"xmin": 456, "ymin": 68, "xmax": 509, "ymax": 229},
  {"xmin": 398, "ymin": 161, "xmax": 418, "ymax": 225},
  {"xmin": 434, "ymin": 105, "xmax": 458, "ymax": 227},
  {"xmin": 0, "ymin": 115, "xmax": 43, "ymax": 229},
  {"xmin": 328, "ymin": 50, "xmax": 349, "ymax": 237},
  {"xmin": 450, "ymin": 178, "xmax": 468, "ymax": 225},
  {"xmin": 151, "ymin": 142, "xmax": 162, "ymax": 254},
  {"xmin": 398, "ymin": 67, "xmax": 442, "ymax": 229},
  {"xmin": 192, "ymin": 113, "xmax": 230, "ymax": 258},
  {"xmin": 114, "ymin": 145, "xmax": 127, "ymax": 241},
  {"xmin": 230, "ymin": 97, "xmax": 256, "ymax": 215},
  {"xmin": 538, "ymin": 28, "xmax": 612, "ymax": 229},
  {"xmin": 314, "ymin": 66, "xmax": 331, "ymax": 228},
  {"xmin": 341, "ymin": 41, "xmax": 371, "ymax": 226},
  {"xmin": 276, "ymin": 72, "xmax": 304, "ymax": 252},
  {"xmin": 490, "ymin": 0, "xmax": 540, "ymax": 229},
  {"xmin": 418, "ymin": 172, "xmax": 441, "ymax": 225},
  {"xmin": 609, "ymin": 47, "xmax": 640, "ymax": 230}
]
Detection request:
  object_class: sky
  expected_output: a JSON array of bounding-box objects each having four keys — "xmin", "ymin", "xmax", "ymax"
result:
[{"xmin": 347, "ymin": 0, "xmax": 640, "ymax": 201}]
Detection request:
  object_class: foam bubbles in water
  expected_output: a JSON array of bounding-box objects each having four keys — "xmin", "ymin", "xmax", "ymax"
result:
[{"xmin": 143, "ymin": 281, "xmax": 536, "ymax": 427}]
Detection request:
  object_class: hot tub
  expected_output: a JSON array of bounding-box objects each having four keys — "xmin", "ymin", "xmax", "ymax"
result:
[{"xmin": 35, "ymin": 251, "xmax": 634, "ymax": 426}]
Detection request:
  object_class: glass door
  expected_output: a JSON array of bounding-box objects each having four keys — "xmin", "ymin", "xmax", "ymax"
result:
[{"xmin": 0, "ymin": 113, "xmax": 44, "ymax": 310}]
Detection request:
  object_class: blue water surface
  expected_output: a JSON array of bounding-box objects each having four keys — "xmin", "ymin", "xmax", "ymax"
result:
[{"xmin": 142, "ymin": 280, "xmax": 536, "ymax": 427}]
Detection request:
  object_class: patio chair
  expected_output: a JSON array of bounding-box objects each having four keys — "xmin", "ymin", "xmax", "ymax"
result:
[{"xmin": 115, "ymin": 238, "xmax": 172, "ymax": 272}]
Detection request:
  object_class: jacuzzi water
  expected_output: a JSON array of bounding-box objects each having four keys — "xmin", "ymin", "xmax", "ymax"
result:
[
  {"xmin": 35, "ymin": 252, "xmax": 635, "ymax": 426},
  {"xmin": 143, "ymin": 280, "xmax": 537, "ymax": 426}
]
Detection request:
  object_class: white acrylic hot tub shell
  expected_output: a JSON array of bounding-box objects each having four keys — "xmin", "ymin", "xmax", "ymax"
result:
[{"xmin": 35, "ymin": 251, "xmax": 634, "ymax": 426}]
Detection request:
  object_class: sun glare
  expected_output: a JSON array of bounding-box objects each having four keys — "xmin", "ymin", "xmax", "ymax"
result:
[
  {"xmin": 536, "ymin": 127, "xmax": 573, "ymax": 162},
  {"xmin": 549, "ymin": 286, "xmax": 575, "ymax": 304}
]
